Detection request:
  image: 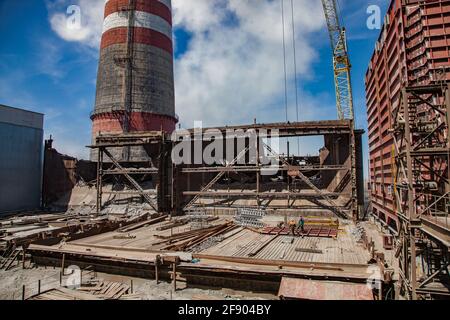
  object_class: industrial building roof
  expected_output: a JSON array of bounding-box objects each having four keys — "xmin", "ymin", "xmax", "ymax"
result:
[{"xmin": 0, "ymin": 104, "xmax": 44, "ymax": 129}]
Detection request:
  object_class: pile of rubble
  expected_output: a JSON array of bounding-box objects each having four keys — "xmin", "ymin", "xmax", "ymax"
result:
[{"xmin": 350, "ymin": 223, "xmax": 367, "ymax": 244}]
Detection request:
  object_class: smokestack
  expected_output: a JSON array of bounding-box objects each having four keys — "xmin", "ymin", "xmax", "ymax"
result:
[{"xmin": 91, "ymin": 0, "xmax": 176, "ymax": 161}]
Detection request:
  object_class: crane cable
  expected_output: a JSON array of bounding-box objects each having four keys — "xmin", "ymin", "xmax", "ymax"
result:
[
  {"xmin": 290, "ymin": 0, "xmax": 300, "ymax": 154},
  {"xmin": 336, "ymin": 0, "xmax": 345, "ymax": 28},
  {"xmin": 290, "ymin": 0, "xmax": 299, "ymax": 124},
  {"xmin": 281, "ymin": 0, "xmax": 289, "ymax": 123}
]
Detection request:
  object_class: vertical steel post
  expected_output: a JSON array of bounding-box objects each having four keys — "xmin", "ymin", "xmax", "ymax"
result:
[
  {"xmin": 287, "ymin": 141, "xmax": 290, "ymax": 208},
  {"xmin": 22, "ymin": 248, "xmax": 26, "ymax": 269},
  {"xmin": 155, "ymin": 256, "xmax": 160, "ymax": 284},
  {"xmin": 445, "ymin": 84, "xmax": 450, "ymax": 194},
  {"xmin": 61, "ymin": 254, "xmax": 66, "ymax": 277},
  {"xmin": 403, "ymin": 88, "xmax": 417, "ymax": 300},
  {"xmin": 96, "ymin": 147, "xmax": 102, "ymax": 215},
  {"xmin": 172, "ymin": 263, "xmax": 177, "ymax": 291},
  {"xmin": 256, "ymin": 131, "xmax": 260, "ymax": 207}
]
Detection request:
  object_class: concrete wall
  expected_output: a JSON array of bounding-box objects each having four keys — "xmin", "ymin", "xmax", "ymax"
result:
[
  {"xmin": 0, "ymin": 105, "xmax": 44, "ymax": 214},
  {"xmin": 42, "ymin": 141, "xmax": 97, "ymax": 208}
]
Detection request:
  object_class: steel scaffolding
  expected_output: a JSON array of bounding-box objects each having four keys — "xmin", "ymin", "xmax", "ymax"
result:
[
  {"xmin": 393, "ymin": 84, "xmax": 450, "ymax": 299},
  {"xmin": 89, "ymin": 132, "xmax": 168, "ymax": 215},
  {"xmin": 176, "ymin": 120, "xmax": 364, "ymax": 220}
]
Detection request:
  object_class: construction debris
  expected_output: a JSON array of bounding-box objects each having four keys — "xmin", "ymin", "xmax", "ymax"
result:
[
  {"xmin": 0, "ymin": 248, "xmax": 22, "ymax": 271},
  {"xmin": 0, "ymin": 210, "xmax": 161, "ymax": 257},
  {"xmin": 28, "ymin": 280, "xmax": 132, "ymax": 300},
  {"xmin": 77, "ymin": 280, "xmax": 131, "ymax": 299},
  {"xmin": 351, "ymin": 223, "xmax": 367, "ymax": 243},
  {"xmin": 154, "ymin": 222, "xmax": 237, "ymax": 252}
]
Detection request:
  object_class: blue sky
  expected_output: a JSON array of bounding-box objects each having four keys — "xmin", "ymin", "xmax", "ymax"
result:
[{"xmin": 0, "ymin": 0, "xmax": 389, "ymax": 169}]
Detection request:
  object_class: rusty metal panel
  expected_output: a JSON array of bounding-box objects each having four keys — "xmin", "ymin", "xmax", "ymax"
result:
[
  {"xmin": 365, "ymin": 0, "xmax": 450, "ymax": 227},
  {"xmin": 278, "ymin": 277, "xmax": 373, "ymax": 300}
]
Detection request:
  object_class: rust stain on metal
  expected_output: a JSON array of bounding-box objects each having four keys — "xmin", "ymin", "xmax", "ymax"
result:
[{"xmin": 278, "ymin": 277, "xmax": 373, "ymax": 300}]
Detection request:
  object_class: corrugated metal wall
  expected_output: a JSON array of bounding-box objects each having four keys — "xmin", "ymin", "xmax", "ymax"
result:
[{"xmin": 0, "ymin": 105, "xmax": 43, "ymax": 214}]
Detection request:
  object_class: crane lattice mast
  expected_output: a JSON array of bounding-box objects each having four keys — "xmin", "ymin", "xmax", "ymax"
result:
[{"xmin": 321, "ymin": 0, "xmax": 354, "ymax": 121}]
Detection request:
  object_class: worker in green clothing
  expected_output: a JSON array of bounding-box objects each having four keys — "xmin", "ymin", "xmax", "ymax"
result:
[{"xmin": 298, "ymin": 216, "xmax": 305, "ymax": 234}]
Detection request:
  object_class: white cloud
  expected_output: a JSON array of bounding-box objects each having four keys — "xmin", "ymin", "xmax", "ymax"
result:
[
  {"xmin": 47, "ymin": 0, "xmax": 328, "ymax": 138},
  {"xmin": 47, "ymin": 0, "xmax": 104, "ymax": 48},
  {"xmin": 173, "ymin": 0, "xmax": 227, "ymax": 33},
  {"xmin": 173, "ymin": 0, "xmax": 325, "ymax": 127}
]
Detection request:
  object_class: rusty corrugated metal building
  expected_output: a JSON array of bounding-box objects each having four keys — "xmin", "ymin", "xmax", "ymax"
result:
[{"xmin": 365, "ymin": 0, "xmax": 450, "ymax": 230}]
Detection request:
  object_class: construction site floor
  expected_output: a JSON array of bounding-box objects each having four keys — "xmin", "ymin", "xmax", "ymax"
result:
[{"xmin": 0, "ymin": 266, "xmax": 276, "ymax": 300}]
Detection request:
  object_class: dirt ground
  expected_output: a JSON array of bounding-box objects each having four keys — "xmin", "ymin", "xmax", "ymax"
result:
[
  {"xmin": 0, "ymin": 265, "xmax": 61, "ymax": 300},
  {"xmin": 0, "ymin": 265, "xmax": 277, "ymax": 300}
]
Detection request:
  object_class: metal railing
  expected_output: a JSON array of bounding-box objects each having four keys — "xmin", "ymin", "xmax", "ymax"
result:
[{"xmin": 420, "ymin": 192, "xmax": 449, "ymax": 230}]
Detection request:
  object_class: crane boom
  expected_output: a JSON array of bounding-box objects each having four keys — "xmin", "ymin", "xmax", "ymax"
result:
[{"xmin": 321, "ymin": 0, "xmax": 354, "ymax": 120}]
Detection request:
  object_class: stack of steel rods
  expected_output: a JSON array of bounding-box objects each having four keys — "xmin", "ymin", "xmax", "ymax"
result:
[{"xmin": 154, "ymin": 222, "xmax": 237, "ymax": 252}]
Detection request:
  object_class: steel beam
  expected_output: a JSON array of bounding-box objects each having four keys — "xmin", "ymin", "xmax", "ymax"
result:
[
  {"xmin": 182, "ymin": 191, "xmax": 348, "ymax": 198},
  {"xmin": 181, "ymin": 164, "xmax": 348, "ymax": 173}
]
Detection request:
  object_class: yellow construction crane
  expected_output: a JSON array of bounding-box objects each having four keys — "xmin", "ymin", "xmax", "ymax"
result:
[{"xmin": 321, "ymin": 0, "xmax": 354, "ymax": 121}]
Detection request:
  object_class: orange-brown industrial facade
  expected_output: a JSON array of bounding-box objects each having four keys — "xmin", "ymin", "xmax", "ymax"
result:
[{"xmin": 365, "ymin": 0, "xmax": 450, "ymax": 230}]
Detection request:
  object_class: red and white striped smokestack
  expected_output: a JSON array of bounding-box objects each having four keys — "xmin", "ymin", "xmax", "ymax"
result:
[{"xmin": 91, "ymin": 0, "xmax": 176, "ymax": 161}]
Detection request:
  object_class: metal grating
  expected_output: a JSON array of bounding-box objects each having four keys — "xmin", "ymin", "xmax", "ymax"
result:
[{"xmin": 234, "ymin": 208, "xmax": 266, "ymax": 228}]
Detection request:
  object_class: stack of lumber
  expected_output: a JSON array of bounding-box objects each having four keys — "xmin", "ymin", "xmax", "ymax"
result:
[
  {"xmin": 28, "ymin": 281, "xmax": 134, "ymax": 300},
  {"xmin": 154, "ymin": 222, "xmax": 237, "ymax": 251},
  {"xmin": 0, "ymin": 248, "xmax": 21, "ymax": 271},
  {"xmin": 29, "ymin": 288, "xmax": 103, "ymax": 300},
  {"xmin": 76, "ymin": 280, "xmax": 131, "ymax": 299}
]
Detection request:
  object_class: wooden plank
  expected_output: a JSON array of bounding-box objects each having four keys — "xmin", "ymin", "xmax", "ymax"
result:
[
  {"xmin": 103, "ymin": 283, "xmax": 121, "ymax": 299},
  {"xmin": 104, "ymin": 282, "xmax": 120, "ymax": 297},
  {"xmin": 77, "ymin": 282, "xmax": 104, "ymax": 292},
  {"xmin": 111, "ymin": 284, "xmax": 126, "ymax": 298},
  {"xmin": 112, "ymin": 285, "xmax": 129, "ymax": 299},
  {"xmin": 99, "ymin": 282, "xmax": 112, "ymax": 295},
  {"xmin": 4, "ymin": 250, "xmax": 19, "ymax": 271},
  {"xmin": 57, "ymin": 287, "xmax": 103, "ymax": 300}
]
